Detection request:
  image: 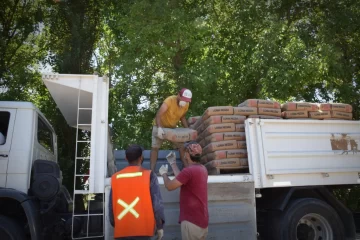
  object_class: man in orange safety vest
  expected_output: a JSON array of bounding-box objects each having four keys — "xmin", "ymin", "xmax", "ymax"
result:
[{"xmin": 109, "ymin": 144, "xmax": 165, "ymax": 239}]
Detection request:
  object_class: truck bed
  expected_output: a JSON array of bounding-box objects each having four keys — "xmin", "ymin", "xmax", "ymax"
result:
[{"xmin": 246, "ymin": 119, "xmax": 360, "ymax": 188}]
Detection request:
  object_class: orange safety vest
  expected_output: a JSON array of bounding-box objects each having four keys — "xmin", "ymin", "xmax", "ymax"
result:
[{"xmin": 111, "ymin": 166, "xmax": 155, "ymax": 238}]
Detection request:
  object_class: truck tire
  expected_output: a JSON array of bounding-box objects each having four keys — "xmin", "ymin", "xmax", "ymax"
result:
[
  {"xmin": 273, "ymin": 198, "xmax": 345, "ymax": 240},
  {"xmin": 0, "ymin": 215, "xmax": 26, "ymax": 240}
]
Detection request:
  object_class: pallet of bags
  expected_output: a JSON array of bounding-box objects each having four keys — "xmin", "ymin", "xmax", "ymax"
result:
[
  {"xmin": 194, "ymin": 106, "xmax": 249, "ymax": 175},
  {"xmin": 237, "ymin": 99, "xmax": 282, "ymax": 119}
]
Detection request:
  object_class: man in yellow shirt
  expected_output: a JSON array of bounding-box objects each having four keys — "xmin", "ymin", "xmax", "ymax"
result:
[{"xmin": 150, "ymin": 88, "xmax": 192, "ymax": 171}]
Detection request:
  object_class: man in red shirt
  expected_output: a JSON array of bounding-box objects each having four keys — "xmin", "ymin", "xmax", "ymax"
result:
[{"xmin": 159, "ymin": 141, "xmax": 209, "ymax": 240}]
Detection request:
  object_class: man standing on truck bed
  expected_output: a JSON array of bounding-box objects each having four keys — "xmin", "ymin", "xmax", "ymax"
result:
[
  {"xmin": 150, "ymin": 88, "xmax": 192, "ymax": 171},
  {"xmin": 109, "ymin": 144, "xmax": 165, "ymax": 240},
  {"xmin": 160, "ymin": 141, "xmax": 209, "ymax": 240}
]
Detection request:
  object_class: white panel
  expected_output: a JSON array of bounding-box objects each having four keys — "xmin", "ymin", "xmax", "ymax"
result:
[
  {"xmin": 249, "ymin": 119, "xmax": 360, "ymax": 188},
  {"xmin": 0, "ymin": 108, "xmax": 16, "ymax": 189},
  {"xmin": 263, "ymin": 172, "xmax": 360, "ymax": 188},
  {"xmin": 245, "ymin": 119, "xmax": 264, "ymax": 188},
  {"xmin": 6, "ymin": 174, "xmax": 28, "ymax": 193},
  {"xmin": 6, "ymin": 109, "xmax": 34, "ymax": 192},
  {"xmin": 42, "ymin": 74, "xmax": 96, "ymax": 130},
  {"xmin": 90, "ymin": 76, "xmax": 108, "ymax": 193}
]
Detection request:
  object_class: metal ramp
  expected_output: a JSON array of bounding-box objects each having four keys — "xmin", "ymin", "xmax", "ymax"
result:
[{"xmin": 42, "ymin": 74, "xmax": 109, "ymax": 239}]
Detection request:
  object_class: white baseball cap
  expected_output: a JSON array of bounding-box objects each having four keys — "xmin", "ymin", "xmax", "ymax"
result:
[{"xmin": 179, "ymin": 88, "xmax": 192, "ymax": 102}]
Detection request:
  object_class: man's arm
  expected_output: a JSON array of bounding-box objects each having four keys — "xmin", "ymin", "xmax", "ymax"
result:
[
  {"xmin": 156, "ymin": 103, "xmax": 169, "ymax": 127},
  {"xmin": 169, "ymin": 162, "xmax": 181, "ymax": 177},
  {"xmin": 180, "ymin": 116, "xmax": 188, "ymax": 128},
  {"xmin": 108, "ymin": 189, "xmax": 115, "ymax": 227},
  {"xmin": 162, "ymin": 174, "xmax": 183, "ymax": 191},
  {"xmin": 150, "ymin": 172, "xmax": 165, "ymax": 229}
]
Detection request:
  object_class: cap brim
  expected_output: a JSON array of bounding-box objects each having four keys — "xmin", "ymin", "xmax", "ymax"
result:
[
  {"xmin": 180, "ymin": 96, "xmax": 192, "ymax": 102},
  {"xmin": 184, "ymin": 141, "xmax": 197, "ymax": 148}
]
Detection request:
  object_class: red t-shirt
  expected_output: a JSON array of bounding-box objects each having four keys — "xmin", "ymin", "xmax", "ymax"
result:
[{"xmin": 176, "ymin": 164, "xmax": 209, "ymax": 228}]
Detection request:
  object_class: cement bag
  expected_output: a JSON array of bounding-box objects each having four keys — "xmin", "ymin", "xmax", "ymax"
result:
[
  {"xmin": 202, "ymin": 123, "xmax": 236, "ymax": 137},
  {"xmin": 203, "ymin": 140, "xmax": 237, "ymax": 154},
  {"xmin": 309, "ymin": 111, "xmax": 331, "ymax": 119},
  {"xmin": 319, "ymin": 103, "xmax": 331, "ymax": 111},
  {"xmin": 199, "ymin": 139, "xmax": 206, "ymax": 148},
  {"xmin": 187, "ymin": 116, "xmax": 201, "ymax": 125},
  {"xmin": 196, "ymin": 123, "xmax": 205, "ymax": 133},
  {"xmin": 331, "ymin": 103, "xmax": 353, "ymax": 113},
  {"xmin": 203, "ymin": 106, "xmax": 234, "ymax": 119},
  {"xmin": 281, "ymin": 102, "xmax": 319, "ymax": 111},
  {"xmin": 258, "ymin": 108, "xmax": 282, "ymax": 117},
  {"xmin": 282, "ymin": 111, "xmax": 309, "ymax": 119},
  {"xmin": 237, "ymin": 141, "xmax": 247, "ymax": 149},
  {"xmin": 248, "ymin": 115, "xmax": 282, "ymax": 119},
  {"xmin": 206, "ymin": 149, "xmax": 247, "ymax": 161},
  {"xmin": 163, "ymin": 128, "xmax": 198, "ymax": 142},
  {"xmin": 239, "ymin": 99, "xmax": 280, "ymax": 109},
  {"xmin": 235, "ymin": 124, "xmax": 245, "ymax": 132},
  {"xmin": 192, "ymin": 117, "xmax": 203, "ymax": 130},
  {"xmin": 205, "ymin": 158, "xmax": 249, "ymax": 169},
  {"xmin": 205, "ymin": 132, "xmax": 246, "ymax": 144},
  {"xmin": 331, "ymin": 111, "xmax": 353, "ymax": 120},
  {"xmin": 203, "ymin": 115, "xmax": 246, "ymax": 127},
  {"xmin": 233, "ymin": 107, "xmax": 258, "ymax": 116}
]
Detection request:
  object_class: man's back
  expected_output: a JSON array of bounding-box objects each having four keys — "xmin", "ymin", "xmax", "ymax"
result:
[{"xmin": 176, "ymin": 164, "xmax": 209, "ymax": 229}]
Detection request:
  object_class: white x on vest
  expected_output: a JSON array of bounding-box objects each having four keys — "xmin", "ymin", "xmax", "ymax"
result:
[{"xmin": 117, "ymin": 197, "xmax": 140, "ymax": 220}]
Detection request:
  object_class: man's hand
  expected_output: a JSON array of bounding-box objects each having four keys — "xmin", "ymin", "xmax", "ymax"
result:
[
  {"xmin": 157, "ymin": 127, "xmax": 165, "ymax": 139},
  {"xmin": 166, "ymin": 151, "xmax": 176, "ymax": 165},
  {"xmin": 157, "ymin": 229, "xmax": 164, "ymax": 240},
  {"xmin": 159, "ymin": 164, "xmax": 168, "ymax": 176}
]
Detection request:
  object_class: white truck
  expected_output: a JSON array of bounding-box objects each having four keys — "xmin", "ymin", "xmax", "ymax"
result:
[{"xmin": 0, "ymin": 73, "xmax": 359, "ymax": 240}]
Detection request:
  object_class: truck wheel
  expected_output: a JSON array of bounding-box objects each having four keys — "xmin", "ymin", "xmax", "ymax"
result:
[
  {"xmin": 0, "ymin": 215, "xmax": 26, "ymax": 240},
  {"xmin": 274, "ymin": 198, "xmax": 345, "ymax": 240}
]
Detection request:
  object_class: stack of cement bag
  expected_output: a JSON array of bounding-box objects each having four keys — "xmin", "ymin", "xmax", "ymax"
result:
[
  {"xmin": 188, "ymin": 106, "xmax": 249, "ymax": 175},
  {"xmin": 310, "ymin": 103, "xmax": 353, "ymax": 120},
  {"xmin": 281, "ymin": 102, "xmax": 319, "ymax": 119},
  {"xmin": 237, "ymin": 99, "xmax": 282, "ymax": 119},
  {"xmin": 281, "ymin": 102, "xmax": 353, "ymax": 120}
]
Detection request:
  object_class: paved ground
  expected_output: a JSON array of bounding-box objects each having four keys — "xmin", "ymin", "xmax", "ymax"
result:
[{"xmin": 357, "ymin": 233, "xmax": 360, "ymax": 239}]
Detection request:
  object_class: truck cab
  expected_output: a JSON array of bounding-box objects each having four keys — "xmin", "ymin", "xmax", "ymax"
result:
[
  {"xmin": 0, "ymin": 101, "xmax": 57, "ymax": 194},
  {"xmin": 0, "ymin": 102, "xmax": 76, "ymax": 240}
]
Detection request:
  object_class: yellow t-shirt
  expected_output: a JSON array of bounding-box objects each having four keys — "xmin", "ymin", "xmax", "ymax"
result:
[{"xmin": 154, "ymin": 96, "xmax": 189, "ymax": 128}]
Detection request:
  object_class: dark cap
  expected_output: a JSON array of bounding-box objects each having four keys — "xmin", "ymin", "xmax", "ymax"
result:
[
  {"xmin": 184, "ymin": 141, "xmax": 202, "ymax": 156},
  {"xmin": 125, "ymin": 144, "xmax": 144, "ymax": 162}
]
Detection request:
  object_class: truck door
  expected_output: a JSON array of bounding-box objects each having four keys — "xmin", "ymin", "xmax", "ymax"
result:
[{"xmin": 0, "ymin": 109, "xmax": 16, "ymax": 187}]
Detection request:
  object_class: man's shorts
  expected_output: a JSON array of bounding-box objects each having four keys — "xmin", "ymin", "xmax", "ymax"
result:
[
  {"xmin": 151, "ymin": 126, "xmax": 183, "ymax": 149},
  {"xmin": 181, "ymin": 221, "xmax": 208, "ymax": 240}
]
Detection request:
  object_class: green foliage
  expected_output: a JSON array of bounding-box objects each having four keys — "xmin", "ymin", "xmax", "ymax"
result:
[{"xmin": 1, "ymin": 0, "xmax": 360, "ymax": 209}]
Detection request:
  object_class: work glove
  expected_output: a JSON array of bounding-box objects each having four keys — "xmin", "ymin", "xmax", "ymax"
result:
[
  {"xmin": 166, "ymin": 151, "xmax": 176, "ymax": 165},
  {"xmin": 157, "ymin": 127, "xmax": 165, "ymax": 139},
  {"xmin": 159, "ymin": 164, "xmax": 168, "ymax": 176},
  {"xmin": 157, "ymin": 229, "xmax": 164, "ymax": 240}
]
